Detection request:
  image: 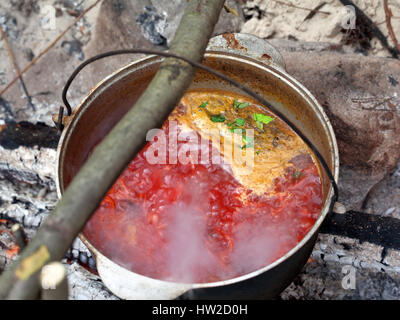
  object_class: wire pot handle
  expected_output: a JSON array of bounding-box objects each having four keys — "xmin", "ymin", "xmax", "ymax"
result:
[{"xmin": 60, "ymin": 49, "xmax": 339, "ymax": 206}]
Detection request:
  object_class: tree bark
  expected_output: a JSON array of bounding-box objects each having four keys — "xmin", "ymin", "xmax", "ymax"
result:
[{"xmin": 0, "ymin": 0, "xmax": 225, "ymax": 299}]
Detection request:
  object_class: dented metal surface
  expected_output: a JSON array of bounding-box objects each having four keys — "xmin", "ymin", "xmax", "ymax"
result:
[{"xmin": 209, "ymin": 33, "xmax": 286, "ymax": 71}]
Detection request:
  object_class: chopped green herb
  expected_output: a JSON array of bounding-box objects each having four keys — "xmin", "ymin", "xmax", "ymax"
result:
[
  {"xmin": 293, "ymin": 170, "xmax": 303, "ymax": 179},
  {"xmin": 242, "ymin": 141, "xmax": 254, "ymax": 149},
  {"xmin": 235, "ymin": 118, "xmax": 245, "ymax": 126},
  {"xmin": 228, "ymin": 125, "xmax": 238, "ymax": 132},
  {"xmin": 256, "ymin": 150, "xmax": 261, "ymax": 155},
  {"xmin": 253, "ymin": 113, "xmax": 274, "ymax": 125},
  {"xmin": 199, "ymin": 101, "xmax": 208, "ymax": 108},
  {"xmin": 242, "ymin": 135, "xmax": 254, "ymax": 145},
  {"xmin": 210, "ymin": 114, "xmax": 225, "ymax": 122},
  {"xmin": 255, "ymin": 120, "xmax": 264, "ymax": 131},
  {"xmin": 242, "ymin": 135, "xmax": 254, "ymax": 148},
  {"xmin": 233, "ymin": 100, "xmax": 250, "ymax": 109},
  {"xmin": 231, "ymin": 127, "xmax": 246, "ymax": 134}
]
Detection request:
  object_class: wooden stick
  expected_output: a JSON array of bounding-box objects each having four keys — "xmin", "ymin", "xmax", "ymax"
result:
[
  {"xmin": 0, "ymin": 0, "xmax": 225, "ymax": 300},
  {"xmin": 383, "ymin": 0, "xmax": 400, "ymax": 56},
  {"xmin": 0, "ymin": 0, "xmax": 102, "ymax": 98},
  {"xmin": 0, "ymin": 25, "xmax": 34, "ymax": 109},
  {"xmin": 40, "ymin": 262, "xmax": 68, "ymax": 300}
]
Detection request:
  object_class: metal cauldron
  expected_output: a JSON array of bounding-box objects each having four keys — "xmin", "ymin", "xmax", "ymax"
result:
[{"xmin": 55, "ymin": 34, "xmax": 339, "ymax": 299}]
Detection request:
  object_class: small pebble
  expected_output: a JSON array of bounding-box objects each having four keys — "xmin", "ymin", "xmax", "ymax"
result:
[
  {"xmin": 333, "ymin": 202, "xmax": 346, "ymax": 214},
  {"xmin": 79, "ymin": 252, "xmax": 88, "ymax": 265},
  {"xmin": 319, "ymin": 243, "xmax": 327, "ymax": 251},
  {"xmin": 88, "ymin": 257, "xmax": 96, "ymax": 270},
  {"xmin": 37, "ymin": 187, "xmax": 47, "ymax": 199}
]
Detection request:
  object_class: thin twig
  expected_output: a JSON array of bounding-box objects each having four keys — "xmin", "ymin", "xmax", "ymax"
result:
[
  {"xmin": 383, "ymin": 0, "xmax": 400, "ymax": 57},
  {"xmin": 0, "ymin": 0, "xmax": 102, "ymax": 98},
  {"xmin": 377, "ymin": 16, "xmax": 400, "ymax": 25},
  {"xmin": 303, "ymin": 2, "xmax": 327, "ymax": 22},
  {"xmin": 223, "ymin": 3, "xmax": 239, "ymax": 16},
  {"xmin": 0, "ymin": 25, "xmax": 34, "ymax": 109},
  {"xmin": 271, "ymin": 0, "xmax": 330, "ymax": 15}
]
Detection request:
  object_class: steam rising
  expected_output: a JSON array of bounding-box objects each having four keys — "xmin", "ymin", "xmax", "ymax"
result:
[
  {"xmin": 86, "ymin": 172, "xmax": 304, "ymax": 284},
  {"xmin": 84, "ymin": 123, "xmax": 320, "ymax": 284},
  {"xmin": 163, "ymin": 203, "xmax": 220, "ymax": 283},
  {"xmin": 156, "ymin": 198, "xmax": 299, "ymax": 283}
]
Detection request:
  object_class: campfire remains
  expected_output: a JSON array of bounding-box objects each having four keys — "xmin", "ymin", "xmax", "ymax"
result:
[{"xmin": 0, "ymin": 0, "xmax": 400, "ymax": 299}]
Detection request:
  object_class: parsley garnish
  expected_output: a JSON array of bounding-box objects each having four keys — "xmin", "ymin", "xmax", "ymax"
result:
[
  {"xmin": 253, "ymin": 113, "xmax": 274, "ymax": 125},
  {"xmin": 242, "ymin": 135, "xmax": 253, "ymax": 144},
  {"xmin": 242, "ymin": 142, "xmax": 254, "ymax": 149},
  {"xmin": 199, "ymin": 101, "xmax": 208, "ymax": 108},
  {"xmin": 241, "ymin": 136, "xmax": 254, "ymax": 149},
  {"xmin": 210, "ymin": 114, "xmax": 226, "ymax": 122},
  {"xmin": 235, "ymin": 118, "xmax": 245, "ymax": 126},
  {"xmin": 230, "ymin": 126, "xmax": 245, "ymax": 134},
  {"xmin": 255, "ymin": 121, "xmax": 264, "ymax": 131},
  {"xmin": 233, "ymin": 100, "xmax": 249, "ymax": 109}
]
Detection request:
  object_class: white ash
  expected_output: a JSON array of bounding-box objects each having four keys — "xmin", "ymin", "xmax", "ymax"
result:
[
  {"xmin": 268, "ymin": 39, "xmax": 367, "ymax": 55},
  {"xmin": 71, "ymin": 237, "xmax": 92, "ymax": 256},
  {"xmin": 64, "ymin": 261, "xmax": 118, "ymax": 300},
  {"xmin": 0, "ymin": 228, "xmax": 18, "ymax": 271},
  {"xmin": 280, "ymin": 234, "xmax": 400, "ymax": 299},
  {"xmin": 71, "ymin": 249, "xmax": 79, "ymax": 259},
  {"xmin": 14, "ymin": 98, "xmax": 60, "ymax": 128},
  {"xmin": 53, "ymin": 0, "xmax": 85, "ymax": 11},
  {"xmin": 0, "ymin": 144, "xmax": 102, "ymax": 296},
  {"xmin": 0, "ymin": 146, "xmax": 57, "ymax": 184},
  {"xmin": 0, "ymin": 146, "xmax": 57, "ymax": 233},
  {"xmin": 0, "ymin": 12, "xmax": 19, "ymax": 40},
  {"xmin": 242, "ymin": 0, "xmax": 400, "ymax": 57},
  {"xmin": 136, "ymin": 5, "xmax": 168, "ymax": 46},
  {"xmin": 0, "ymin": 0, "xmax": 98, "ymax": 126}
]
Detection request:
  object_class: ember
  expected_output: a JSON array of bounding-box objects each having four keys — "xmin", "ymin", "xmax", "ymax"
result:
[{"xmin": 0, "ymin": 219, "xmax": 21, "ymax": 271}]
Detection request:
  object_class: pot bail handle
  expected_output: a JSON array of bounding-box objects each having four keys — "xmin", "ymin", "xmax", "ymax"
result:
[{"xmin": 57, "ymin": 33, "xmax": 287, "ymax": 132}]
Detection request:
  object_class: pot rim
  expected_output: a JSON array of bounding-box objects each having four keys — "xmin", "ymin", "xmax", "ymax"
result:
[{"xmin": 56, "ymin": 51, "xmax": 339, "ymax": 290}]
